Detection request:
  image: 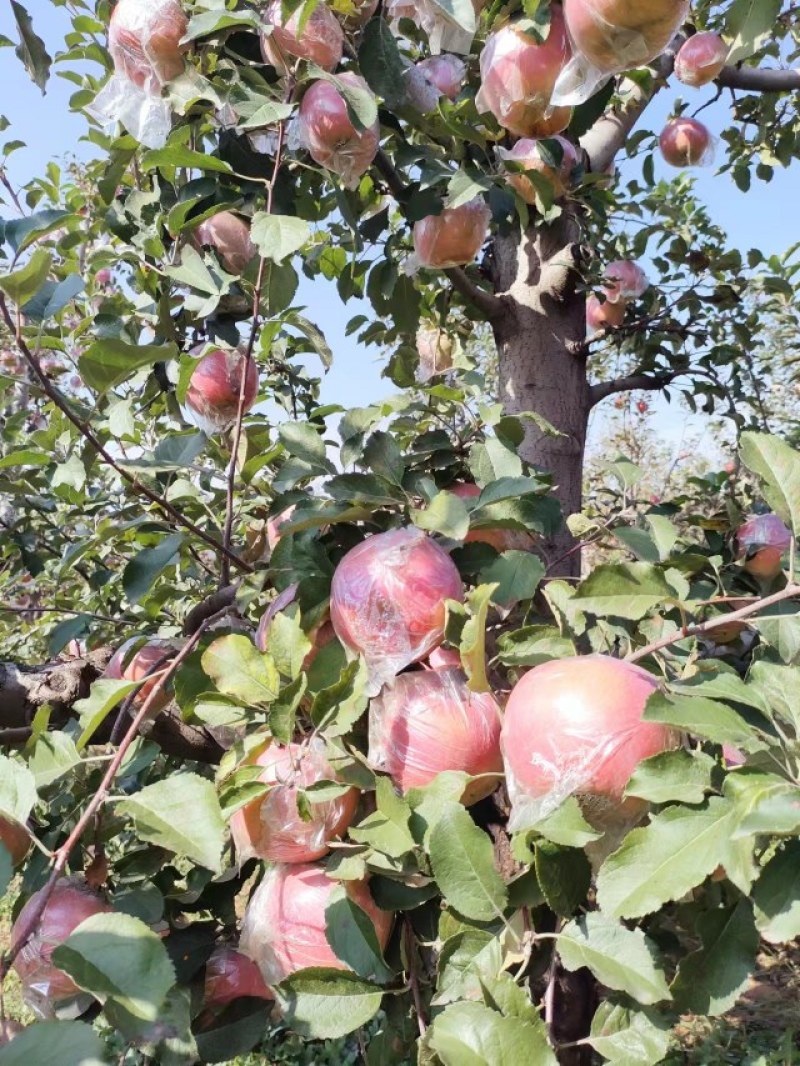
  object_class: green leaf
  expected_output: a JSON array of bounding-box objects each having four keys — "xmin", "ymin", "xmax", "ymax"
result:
[
  {"xmin": 251, "ymin": 212, "xmax": 311, "ymax": 263},
  {"xmin": 412, "ymin": 490, "xmax": 470, "ymax": 541},
  {"xmin": 515, "ymin": 796, "xmax": 601, "ymax": 848},
  {"xmin": 481, "ymin": 551, "xmax": 544, "ymax": 609},
  {"xmin": 310, "ymin": 658, "xmax": 369, "ymax": 736},
  {"xmin": 435, "ymin": 929, "xmax": 501, "ymax": 1005},
  {"xmin": 739, "ymin": 432, "xmax": 800, "ymax": 534},
  {"xmin": 725, "ymin": 0, "xmax": 783, "ymax": 63},
  {"xmin": 752, "ymin": 840, "xmax": 800, "ymax": 943},
  {"xmin": 588, "ymin": 1002, "xmax": 671, "ymax": 1066},
  {"xmin": 447, "ymin": 169, "xmax": 491, "ymax": 210},
  {"xmin": 350, "ymin": 775, "xmax": 416, "ymax": 858},
  {"xmin": 495, "ymin": 625, "xmax": 575, "ymax": 667},
  {"xmin": 141, "ymin": 145, "xmax": 233, "ymax": 174},
  {"xmin": 427, "ymin": 1001, "xmax": 557, "ymax": 1066},
  {"xmin": 122, "ymin": 533, "xmax": 184, "ymax": 605},
  {"xmin": 118, "ymin": 772, "xmax": 225, "ymax": 873},
  {"xmin": 624, "ymin": 748, "xmax": 714, "ymax": 806},
  {"xmin": 671, "ymin": 899, "xmax": 759, "ymax": 1015},
  {"xmin": 78, "ymin": 338, "xmax": 178, "ymax": 393},
  {"xmin": 278, "ymin": 421, "xmax": 335, "ymax": 473},
  {"xmin": 428, "ymin": 801, "xmax": 508, "ymax": 922},
  {"xmin": 182, "ymin": 8, "xmax": 261, "ymax": 40},
  {"xmin": 275, "ymin": 969, "xmax": 383, "ymax": 1039},
  {"xmin": 0, "ymin": 754, "xmax": 36, "ymax": 823},
  {"xmin": 263, "ymin": 612, "xmax": 312, "ymax": 679},
  {"xmin": 358, "ymin": 18, "xmax": 407, "ymax": 108},
  {"xmin": 29, "ymin": 731, "xmax": 81, "ymax": 787},
  {"xmin": 596, "ymin": 797, "xmax": 735, "ymax": 919},
  {"xmin": 3, "ymin": 208, "xmax": 72, "ymax": 255},
  {"xmin": 21, "ymin": 273, "xmax": 84, "ymax": 321},
  {"xmin": 0, "ymin": 1021, "xmax": 105, "ymax": 1066},
  {"xmin": 202, "ymin": 635, "xmax": 280, "ymax": 706},
  {"xmin": 10, "ymin": 1, "xmax": 51, "ymax": 92},
  {"xmin": 458, "ymin": 584, "xmax": 496, "ymax": 693},
  {"xmin": 0, "ymin": 247, "xmax": 51, "ymax": 304},
  {"xmin": 53, "ymin": 912, "xmax": 176, "ymax": 1036},
  {"xmin": 270, "ymin": 673, "xmax": 306, "ymax": 744},
  {"xmin": 73, "ymin": 677, "xmax": 139, "ymax": 751},
  {"xmin": 288, "ymin": 313, "xmax": 334, "ymax": 369},
  {"xmin": 572, "ymin": 563, "xmax": 675, "ymax": 620},
  {"xmin": 643, "ymin": 692, "xmax": 763, "ymax": 751},
  {"xmin": 325, "ymin": 885, "xmax": 392, "ymax": 982},
  {"xmin": 557, "ymin": 913, "xmax": 671, "ymax": 1006},
  {"xmin": 535, "ymin": 841, "xmax": 590, "ymax": 918}
]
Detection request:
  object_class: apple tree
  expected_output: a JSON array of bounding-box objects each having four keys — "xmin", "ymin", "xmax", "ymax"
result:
[{"xmin": 1, "ymin": 1, "xmax": 800, "ymax": 1064}]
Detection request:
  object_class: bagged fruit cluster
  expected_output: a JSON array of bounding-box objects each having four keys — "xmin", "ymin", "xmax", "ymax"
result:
[
  {"xmin": 552, "ymin": 0, "xmax": 690, "ymax": 106},
  {"xmin": 412, "ymin": 198, "xmax": 492, "ymax": 270},
  {"xmin": 330, "ymin": 527, "xmax": 464, "ymax": 693},
  {"xmin": 586, "ymin": 258, "xmax": 648, "ymax": 334},
  {"xmin": 297, "ymin": 74, "xmax": 380, "ymax": 189},
  {"xmin": 90, "ymin": 0, "xmax": 187, "ymax": 148},
  {"xmin": 385, "ymin": 0, "xmax": 483, "ymax": 55}
]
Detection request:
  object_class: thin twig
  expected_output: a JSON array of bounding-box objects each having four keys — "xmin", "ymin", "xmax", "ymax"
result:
[
  {"xmin": 0, "ymin": 295, "xmax": 252, "ymax": 574},
  {"xmin": 404, "ymin": 919, "xmax": 428, "ymax": 1036},
  {"xmin": 0, "ymin": 616, "xmax": 218, "ymax": 983},
  {"xmin": 627, "ymin": 583, "xmax": 800, "ymax": 664}
]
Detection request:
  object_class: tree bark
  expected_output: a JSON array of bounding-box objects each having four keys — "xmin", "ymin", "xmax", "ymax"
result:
[{"xmin": 490, "ymin": 215, "xmax": 589, "ymax": 577}]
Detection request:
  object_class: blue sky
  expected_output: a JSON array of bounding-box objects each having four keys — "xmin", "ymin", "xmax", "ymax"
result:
[{"xmin": 2, "ymin": 4, "xmax": 798, "ymax": 452}]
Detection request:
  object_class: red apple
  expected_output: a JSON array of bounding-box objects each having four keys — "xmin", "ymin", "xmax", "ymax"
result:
[
  {"xmin": 675, "ymin": 32, "xmax": 728, "ymax": 88},
  {"xmin": 602, "ymin": 259, "xmax": 648, "ymax": 303},
  {"xmin": 415, "ymin": 54, "xmax": 467, "ymax": 100},
  {"xmin": 413, "ymin": 198, "xmax": 491, "ymax": 269},
  {"xmin": 636, "ymin": 400, "xmax": 648, "ymax": 414},
  {"xmin": 104, "ymin": 635, "xmax": 178, "ymax": 712},
  {"xmin": 424, "ymin": 646, "xmax": 462, "ymax": 670},
  {"xmin": 330, "ymin": 527, "xmax": 464, "ymax": 693},
  {"xmin": 105, "ymin": 636, "xmax": 177, "ymax": 713},
  {"xmin": 498, "ymin": 135, "xmax": 578, "ymax": 204},
  {"xmin": 193, "ymin": 212, "xmax": 256, "ymax": 275},
  {"xmin": 476, "ymin": 12, "xmax": 572, "ymax": 138},
  {"xmin": 297, "ymin": 74, "xmax": 380, "ymax": 188},
  {"xmin": 659, "ymin": 117, "xmax": 714, "ymax": 167},
  {"xmin": 450, "ymin": 482, "xmax": 535, "ymax": 551},
  {"xmin": 416, "ymin": 325, "xmax": 455, "ymax": 381},
  {"xmin": 262, "ymin": 0, "xmax": 344, "ymax": 72},
  {"xmin": 94, "ymin": 268, "xmax": 113, "ymax": 286},
  {"xmin": 108, "ymin": 0, "xmax": 188, "ymax": 91},
  {"xmin": 185, "ymin": 348, "xmax": 259, "ymax": 434},
  {"xmin": 0, "ymin": 814, "xmax": 31, "ymax": 867},
  {"xmin": 230, "ymin": 739, "xmax": 359, "ymax": 864},
  {"xmin": 501, "ymin": 655, "xmax": 676, "ymax": 828},
  {"xmin": 562, "ymin": 0, "xmax": 689, "ymax": 76},
  {"xmin": 736, "ymin": 513, "xmax": 793, "ymax": 579},
  {"xmin": 369, "ymin": 668, "xmax": 503, "ymax": 804},
  {"xmin": 240, "ymin": 865, "xmax": 393, "ymax": 986},
  {"xmin": 203, "ymin": 945, "xmax": 273, "ymax": 1011},
  {"xmin": 586, "ymin": 293, "xmax": 626, "ymax": 333},
  {"xmin": 12, "ymin": 878, "xmax": 112, "ymax": 1013}
]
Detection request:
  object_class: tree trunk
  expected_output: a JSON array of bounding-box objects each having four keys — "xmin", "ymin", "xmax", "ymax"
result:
[{"xmin": 490, "ymin": 216, "xmax": 589, "ymax": 578}]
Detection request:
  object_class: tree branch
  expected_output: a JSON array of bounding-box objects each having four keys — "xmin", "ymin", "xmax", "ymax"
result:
[
  {"xmin": 0, "ymin": 296, "xmax": 253, "ymax": 575},
  {"xmin": 627, "ymin": 583, "xmax": 800, "ymax": 664},
  {"xmin": 589, "ymin": 371, "xmax": 680, "ymax": 408},
  {"xmin": 372, "ymin": 149, "xmax": 504, "ymax": 321},
  {"xmin": 717, "ymin": 66, "xmax": 800, "ymax": 92}
]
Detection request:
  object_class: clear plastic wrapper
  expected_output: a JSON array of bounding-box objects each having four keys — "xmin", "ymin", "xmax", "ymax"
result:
[
  {"xmin": 91, "ymin": 0, "xmax": 187, "ymax": 149},
  {"xmin": 330, "ymin": 527, "xmax": 464, "ymax": 695},
  {"xmin": 297, "ymin": 74, "xmax": 380, "ymax": 189},
  {"xmin": 553, "ymin": 0, "xmax": 690, "ymax": 106},
  {"xmin": 602, "ymin": 259, "xmax": 648, "ymax": 303},
  {"xmin": 736, "ymin": 513, "xmax": 793, "ymax": 579},
  {"xmin": 416, "ymin": 324, "xmax": 455, "ymax": 381},
  {"xmin": 413, "ymin": 198, "xmax": 491, "ymax": 270},
  {"xmin": 497, "ymin": 135, "xmax": 578, "ymax": 205},
  {"xmin": 369, "ymin": 667, "xmax": 503, "ymax": 804},
  {"xmin": 501, "ymin": 655, "xmax": 677, "ymax": 831},
  {"xmin": 385, "ymin": 0, "xmax": 484, "ymax": 55},
  {"xmin": 183, "ymin": 347, "xmax": 259, "ymax": 435},
  {"xmin": 261, "ymin": 0, "xmax": 344, "ymax": 72},
  {"xmin": 658, "ymin": 116, "xmax": 715, "ymax": 168},
  {"xmin": 674, "ymin": 32, "xmax": 728, "ymax": 88},
  {"xmin": 476, "ymin": 15, "xmax": 572, "ymax": 139},
  {"xmin": 240, "ymin": 864, "xmax": 393, "ymax": 987},
  {"xmin": 230, "ymin": 738, "xmax": 359, "ymax": 864},
  {"xmin": 449, "ymin": 482, "xmax": 535, "ymax": 551},
  {"xmin": 202, "ymin": 944, "xmax": 273, "ymax": 1012},
  {"xmin": 12, "ymin": 878, "xmax": 112, "ymax": 1018},
  {"xmin": 193, "ymin": 212, "xmax": 256, "ymax": 275},
  {"xmin": 104, "ymin": 635, "xmax": 179, "ymax": 712}
]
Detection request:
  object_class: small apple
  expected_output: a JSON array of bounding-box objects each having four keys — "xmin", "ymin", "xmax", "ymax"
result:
[
  {"xmin": 413, "ymin": 198, "xmax": 491, "ymax": 269},
  {"xmin": 193, "ymin": 212, "xmax": 256, "ymax": 275},
  {"xmin": 675, "ymin": 32, "xmax": 728, "ymax": 88},
  {"xmin": 108, "ymin": 0, "xmax": 188, "ymax": 90},
  {"xmin": 261, "ymin": 0, "xmax": 344, "ymax": 72},
  {"xmin": 736, "ymin": 513, "xmax": 793, "ymax": 580},
  {"xmin": 659, "ymin": 117, "xmax": 714, "ymax": 168},
  {"xmin": 184, "ymin": 348, "xmax": 259, "ymax": 434}
]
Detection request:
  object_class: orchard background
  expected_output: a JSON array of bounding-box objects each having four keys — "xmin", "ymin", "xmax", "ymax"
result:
[{"xmin": 1, "ymin": 1, "xmax": 800, "ymax": 1064}]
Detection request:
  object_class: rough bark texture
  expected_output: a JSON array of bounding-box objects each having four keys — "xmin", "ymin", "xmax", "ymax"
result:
[{"xmin": 490, "ymin": 215, "xmax": 589, "ymax": 577}]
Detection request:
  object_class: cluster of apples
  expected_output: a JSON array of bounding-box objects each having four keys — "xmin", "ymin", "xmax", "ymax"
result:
[{"xmin": 586, "ymin": 258, "xmax": 649, "ymax": 334}]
